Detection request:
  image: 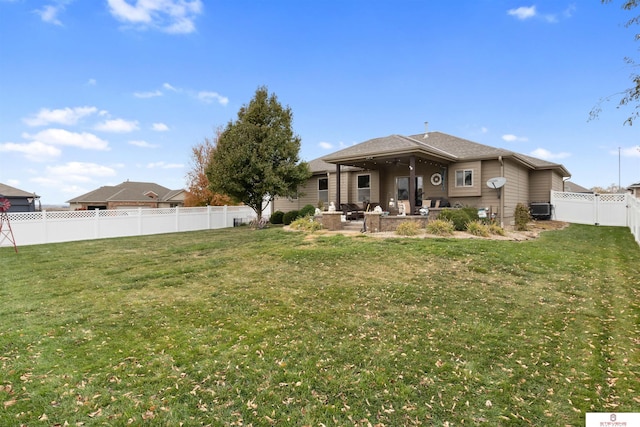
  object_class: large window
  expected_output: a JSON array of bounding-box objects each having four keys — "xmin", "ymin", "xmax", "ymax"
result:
[
  {"xmin": 455, "ymin": 169, "xmax": 473, "ymax": 187},
  {"xmin": 357, "ymin": 174, "xmax": 370, "ymax": 202},
  {"xmin": 318, "ymin": 177, "xmax": 328, "ymax": 205}
]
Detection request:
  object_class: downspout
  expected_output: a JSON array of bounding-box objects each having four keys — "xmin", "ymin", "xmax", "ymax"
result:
[{"xmin": 498, "ymin": 155, "xmax": 504, "ymax": 228}]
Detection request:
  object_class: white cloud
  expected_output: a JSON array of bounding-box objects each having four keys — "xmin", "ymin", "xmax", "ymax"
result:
[
  {"xmin": 530, "ymin": 148, "xmax": 570, "ymax": 160},
  {"xmin": 507, "ymin": 5, "xmax": 574, "ymax": 23},
  {"xmin": 163, "ymin": 82, "xmax": 178, "ymax": 91},
  {"xmin": 0, "ymin": 141, "xmax": 61, "ymax": 162},
  {"xmin": 35, "ymin": 3, "xmax": 65, "ymax": 26},
  {"xmin": 319, "ymin": 141, "xmax": 333, "ymax": 150},
  {"xmin": 134, "ymin": 89, "xmax": 163, "ymax": 98},
  {"xmin": 94, "ymin": 118, "xmax": 139, "ymax": 133},
  {"xmin": 146, "ymin": 161, "xmax": 183, "ymax": 169},
  {"xmin": 23, "ymin": 106, "xmax": 98, "ymax": 127},
  {"xmin": 507, "ymin": 6, "xmax": 536, "ymax": 20},
  {"xmin": 45, "ymin": 162, "xmax": 117, "ymax": 182},
  {"xmin": 23, "ymin": 128, "xmax": 110, "ymax": 150},
  {"xmin": 129, "ymin": 140, "xmax": 158, "ymax": 148},
  {"xmin": 502, "ymin": 134, "xmax": 528, "ymax": 142},
  {"xmin": 152, "ymin": 122, "xmax": 169, "ymax": 131},
  {"xmin": 197, "ymin": 91, "xmax": 229, "ymax": 106},
  {"xmin": 86, "ymin": 78, "xmax": 97, "ymax": 86},
  {"xmin": 611, "ymin": 146, "xmax": 640, "ymax": 158},
  {"xmin": 107, "ymin": 0, "xmax": 203, "ymax": 34}
]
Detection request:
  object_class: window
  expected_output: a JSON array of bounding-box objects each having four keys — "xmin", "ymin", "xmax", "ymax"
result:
[
  {"xmin": 455, "ymin": 169, "xmax": 473, "ymax": 187},
  {"xmin": 357, "ymin": 174, "xmax": 370, "ymax": 202},
  {"xmin": 318, "ymin": 177, "xmax": 328, "ymax": 204}
]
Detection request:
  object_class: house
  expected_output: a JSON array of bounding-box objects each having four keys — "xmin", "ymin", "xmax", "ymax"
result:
[
  {"xmin": 0, "ymin": 183, "xmax": 40, "ymax": 212},
  {"xmin": 628, "ymin": 182, "xmax": 640, "ymax": 198},
  {"xmin": 563, "ymin": 181, "xmax": 592, "ymax": 193},
  {"xmin": 274, "ymin": 128, "xmax": 571, "ymax": 227},
  {"xmin": 67, "ymin": 181, "xmax": 186, "ymax": 210}
]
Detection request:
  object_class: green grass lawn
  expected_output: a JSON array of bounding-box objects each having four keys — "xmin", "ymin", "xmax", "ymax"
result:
[{"xmin": 1, "ymin": 224, "xmax": 639, "ymax": 426}]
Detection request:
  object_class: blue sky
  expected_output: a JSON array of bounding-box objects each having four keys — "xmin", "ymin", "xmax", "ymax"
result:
[{"xmin": 1, "ymin": 0, "xmax": 639, "ymax": 205}]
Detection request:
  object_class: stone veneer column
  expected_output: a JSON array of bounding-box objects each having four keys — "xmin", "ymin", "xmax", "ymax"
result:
[{"xmin": 321, "ymin": 212, "xmax": 343, "ymax": 231}]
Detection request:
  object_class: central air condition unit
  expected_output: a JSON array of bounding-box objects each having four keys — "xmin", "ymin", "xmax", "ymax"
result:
[{"xmin": 529, "ymin": 202, "xmax": 552, "ymax": 220}]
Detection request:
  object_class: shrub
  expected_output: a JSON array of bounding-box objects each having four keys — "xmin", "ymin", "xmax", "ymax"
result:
[
  {"xmin": 289, "ymin": 216, "xmax": 323, "ymax": 232},
  {"xmin": 438, "ymin": 208, "xmax": 478, "ymax": 231},
  {"xmin": 283, "ymin": 210, "xmax": 300, "ymax": 225},
  {"xmin": 270, "ymin": 210, "xmax": 285, "ymax": 225},
  {"xmin": 466, "ymin": 220, "xmax": 490, "ymax": 237},
  {"xmin": 395, "ymin": 221, "xmax": 421, "ymax": 236},
  {"xmin": 299, "ymin": 204, "xmax": 316, "ymax": 218},
  {"xmin": 488, "ymin": 223, "xmax": 506, "ymax": 236},
  {"xmin": 426, "ymin": 219, "xmax": 455, "ymax": 236},
  {"xmin": 514, "ymin": 203, "xmax": 531, "ymax": 231}
]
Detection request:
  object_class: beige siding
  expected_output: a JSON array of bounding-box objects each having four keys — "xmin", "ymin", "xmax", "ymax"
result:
[
  {"xmin": 272, "ymin": 175, "xmax": 321, "ymax": 212},
  {"xmin": 501, "ymin": 159, "xmax": 530, "ymax": 227},
  {"xmin": 447, "ymin": 161, "xmax": 482, "ymax": 197},
  {"xmin": 529, "ymin": 170, "xmax": 553, "ymax": 203}
]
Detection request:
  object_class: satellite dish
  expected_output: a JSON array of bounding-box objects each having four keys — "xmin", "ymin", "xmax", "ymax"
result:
[{"xmin": 486, "ymin": 177, "xmax": 506, "ymax": 189}]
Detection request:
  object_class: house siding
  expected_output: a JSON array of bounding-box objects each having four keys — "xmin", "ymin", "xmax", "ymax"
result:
[
  {"xmin": 272, "ymin": 176, "xmax": 320, "ymax": 212},
  {"xmin": 529, "ymin": 170, "xmax": 554, "ymax": 203},
  {"xmin": 447, "ymin": 161, "xmax": 482, "ymax": 197}
]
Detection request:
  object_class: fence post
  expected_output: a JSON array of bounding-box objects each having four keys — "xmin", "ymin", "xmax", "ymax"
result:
[
  {"xmin": 223, "ymin": 205, "xmax": 228, "ymax": 228},
  {"xmin": 175, "ymin": 206, "xmax": 180, "ymax": 232},
  {"xmin": 207, "ymin": 205, "xmax": 212, "ymax": 229},
  {"xmin": 95, "ymin": 208, "xmax": 100, "ymax": 238},
  {"xmin": 42, "ymin": 210, "xmax": 48, "ymax": 244},
  {"xmin": 138, "ymin": 208, "xmax": 143, "ymax": 235}
]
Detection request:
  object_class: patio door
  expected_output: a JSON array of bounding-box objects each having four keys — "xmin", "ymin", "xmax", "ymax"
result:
[{"xmin": 396, "ymin": 176, "xmax": 423, "ymax": 205}]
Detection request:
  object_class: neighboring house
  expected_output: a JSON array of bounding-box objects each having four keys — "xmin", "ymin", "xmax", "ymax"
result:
[
  {"xmin": 563, "ymin": 181, "xmax": 592, "ymax": 193},
  {"xmin": 628, "ymin": 182, "xmax": 640, "ymax": 198},
  {"xmin": 67, "ymin": 181, "xmax": 186, "ymax": 210},
  {"xmin": 0, "ymin": 183, "xmax": 40, "ymax": 212},
  {"xmin": 274, "ymin": 129, "xmax": 571, "ymax": 227}
]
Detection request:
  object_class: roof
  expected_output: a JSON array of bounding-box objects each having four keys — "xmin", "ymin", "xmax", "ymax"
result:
[
  {"xmin": 67, "ymin": 181, "xmax": 184, "ymax": 203},
  {"xmin": 0, "ymin": 183, "xmax": 40, "ymax": 198},
  {"xmin": 321, "ymin": 131, "xmax": 570, "ymax": 176},
  {"xmin": 628, "ymin": 182, "xmax": 640, "ymax": 189},
  {"xmin": 564, "ymin": 181, "xmax": 592, "ymax": 193}
]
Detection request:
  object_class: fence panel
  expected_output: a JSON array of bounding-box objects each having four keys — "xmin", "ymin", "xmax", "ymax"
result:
[
  {"xmin": 551, "ymin": 191, "xmax": 640, "ymax": 246},
  {"xmin": 1, "ymin": 206, "xmax": 258, "ymax": 248}
]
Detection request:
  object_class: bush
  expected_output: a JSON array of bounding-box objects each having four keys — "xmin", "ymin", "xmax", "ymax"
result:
[
  {"xmin": 466, "ymin": 220, "xmax": 490, "ymax": 237},
  {"xmin": 395, "ymin": 221, "xmax": 421, "ymax": 236},
  {"xmin": 289, "ymin": 216, "xmax": 323, "ymax": 232},
  {"xmin": 426, "ymin": 219, "xmax": 455, "ymax": 236},
  {"xmin": 270, "ymin": 210, "xmax": 284, "ymax": 224},
  {"xmin": 437, "ymin": 208, "xmax": 478, "ymax": 231},
  {"xmin": 514, "ymin": 203, "xmax": 531, "ymax": 231},
  {"xmin": 283, "ymin": 210, "xmax": 300, "ymax": 225},
  {"xmin": 299, "ymin": 204, "xmax": 316, "ymax": 218},
  {"xmin": 488, "ymin": 223, "xmax": 506, "ymax": 236}
]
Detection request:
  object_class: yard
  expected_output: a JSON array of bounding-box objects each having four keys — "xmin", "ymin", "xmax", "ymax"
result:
[{"xmin": 0, "ymin": 224, "xmax": 638, "ymax": 426}]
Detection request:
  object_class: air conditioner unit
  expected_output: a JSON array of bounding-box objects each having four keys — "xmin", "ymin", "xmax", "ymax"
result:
[{"xmin": 529, "ymin": 202, "xmax": 552, "ymax": 220}]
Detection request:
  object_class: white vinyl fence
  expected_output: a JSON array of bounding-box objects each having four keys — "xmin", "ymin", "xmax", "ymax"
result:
[
  {"xmin": 551, "ymin": 191, "xmax": 640, "ymax": 245},
  {"xmin": 1, "ymin": 206, "xmax": 258, "ymax": 248}
]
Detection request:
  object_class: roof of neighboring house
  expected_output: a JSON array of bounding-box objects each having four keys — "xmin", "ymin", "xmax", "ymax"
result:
[
  {"xmin": 628, "ymin": 182, "xmax": 640, "ymax": 189},
  {"xmin": 67, "ymin": 181, "xmax": 184, "ymax": 203},
  {"xmin": 321, "ymin": 131, "xmax": 570, "ymax": 176},
  {"xmin": 0, "ymin": 183, "xmax": 40, "ymax": 198},
  {"xmin": 564, "ymin": 181, "xmax": 592, "ymax": 193}
]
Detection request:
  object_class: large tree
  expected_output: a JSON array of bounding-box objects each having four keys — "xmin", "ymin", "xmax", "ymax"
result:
[
  {"xmin": 206, "ymin": 86, "xmax": 311, "ymax": 222},
  {"xmin": 592, "ymin": 0, "xmax": 640, "ymax": 124},
  {"xmin": 184, "ymin": 128, "xmax": 235, "ymax": 207}
]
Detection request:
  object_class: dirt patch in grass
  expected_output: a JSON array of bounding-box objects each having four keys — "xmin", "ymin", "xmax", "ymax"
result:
[{"xmin": 289, "ymin": 220, "xmax": 569, "ymax": 241}]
